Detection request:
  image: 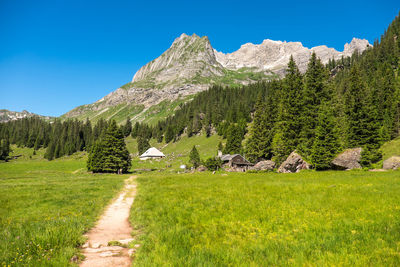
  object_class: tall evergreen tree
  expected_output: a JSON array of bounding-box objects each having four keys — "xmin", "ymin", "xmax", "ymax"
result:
[
  {"xmin": 298, "ymin": 52, "xmax": 329, "ymax": 159},
  {"xmin": 189, "ymin": 145, "xmax": 201, "ymax": 168},
  {"xmin": 123, "ymin": 117, "xmax": 132, "ymax": 137},
  {"xmin": 223, "ymin": 124, "xmax": 243, "ymax": 154},
  {"xmin": 87, "ymin": 120, "xmax": 131, "ymax": 173},
  {"xmin": 137, "ymin": 136, "xmax": 150, "ymax": 156},
  {"xmin": 310, "ymin": 104, "xmax": 340, "ymax": 170},
  {"xmin": 272, "ymin": 56, "xmax": 303, "ymax": 162}
]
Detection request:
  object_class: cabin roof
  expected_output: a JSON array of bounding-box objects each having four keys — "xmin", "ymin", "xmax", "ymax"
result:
[{"xmin": 139, "ymin": 147, "xmax": 165, "ymax": 158}]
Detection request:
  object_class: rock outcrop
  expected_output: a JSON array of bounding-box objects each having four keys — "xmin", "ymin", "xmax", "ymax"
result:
[
  {"xmin": 215, "ymin": 38, "xmax": 371, "ymax": 76},
  {"xmin": 0, "ymin": 109, "xmax": 52, "ymax": 123},
  {"xmin": 382, "ymin": 156, "xmax": 400, "ymax": 170},
  {"xmin": 332, "ymin": 148, "xmax": 362, "ymax": 170},
  {"xmin": 64, "ymin": 34, "xmax": 371, "ymax": 121},
  {"xmin": 252, "ymin": 160, "xmax": 275, "ymax": 171},
  {"xmin": 278, "ymin": 151, "xmax": 310, "ymax": 173}
]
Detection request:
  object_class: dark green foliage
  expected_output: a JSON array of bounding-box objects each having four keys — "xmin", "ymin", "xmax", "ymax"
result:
[
  {"xmin": 87, "ymin": 120, "xmax": 131, "ymax": 173},
  {"xmin": 122, "ymin": 117, "xmax": 132, "ymax": 137},
  {"xmin": 298, "ymin": 53, "xmax": 329, "ymax": 159},
  {"xmin": 203, "ymin": 157, "xmax": 222, "ymax": 171},
  {"xmin": 189, "ymin": 146, "xmax": 201, "ymax": 168},
  {"xmin": 272, "ymin": 57, "xmax": 303, "ymax": 163},
  {"xmin": 223, "ymin": 124, "xmax": 244, "ymax": 154},
  {"xmin": 246, "ymin": 86, "xmax": 278, "ymax": 163},
  {"xmin": 310, "ymin": 104, "xmax": 340, "ymax": 170},
  {"xmin": 137, "ymin": 136, "xmax": 151, "ymax": 156},
  {"xmin": 0, "ymin": 139, "xmax": 11, "ymax": 160},
  {"xmin": 164, "ymin": 125, "xmax": 175, "ymax": 143}
]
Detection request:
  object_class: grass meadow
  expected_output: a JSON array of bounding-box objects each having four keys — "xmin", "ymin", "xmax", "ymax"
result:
[
  {"xmin": 0, "ymin": 154, "xmax": 127, "ymax": 266},
  {"xmin": 130, "ymin": 171, "xmax": 400, "ymax": 266}
]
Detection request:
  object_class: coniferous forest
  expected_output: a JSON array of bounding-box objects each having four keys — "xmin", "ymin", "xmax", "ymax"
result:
[{"xmin": 1, "ymin": 13, "xmax": 399, "ymax": 170}]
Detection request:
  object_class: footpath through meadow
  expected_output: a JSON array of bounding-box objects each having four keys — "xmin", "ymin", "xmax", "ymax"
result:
[{"xmin": 80, "ymin": 176, "xmax": 136, "ymax": 267}]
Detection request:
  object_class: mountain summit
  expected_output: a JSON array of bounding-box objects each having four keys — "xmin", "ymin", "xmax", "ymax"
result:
[{"xmin": 64, "ymin": 34, "xmax": 371, "ymax": 123}]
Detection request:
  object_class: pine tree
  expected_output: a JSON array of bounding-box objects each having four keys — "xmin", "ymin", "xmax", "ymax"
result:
[
  {"xmin": 189, "ymin": 145, "xmax": 201, "ymax": 168},
  {"xmin": 165, "ymin": 125, "xmax": 175, "ymax": 143},
  {"xmin": 272, "ymin": 56, "xmax": 303, "ymax": 162},
  {"xmin": 87, "ymin": 120, "xmax": 131, "ymax": 173},
  {"xmin": 310, "ymin": 104, "xmax": 340, "ymax": 170},
  {"xmin": 137, "ymin": 136, "xmax": 150, "ymax": 155},
  {"xmin": 123, "ymin": 117, "xmax": 132, "ymax": 137},
  {"xmin": 298, "ymin": 52, "xmax": 329, "ymax": 159},
  {"xmin": 0, "ymin": 139, "xmax": 11, "ymax": 161},
  {"xmin": 223, "ymin": 124, "xmax": 243, "ymax": 154}
]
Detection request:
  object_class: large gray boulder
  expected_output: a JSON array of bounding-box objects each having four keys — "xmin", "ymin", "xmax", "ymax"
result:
[
  {"xmin": 252, "ymin": 160, "xmax": 275, "ymax": 171},
  {"xmin": 383, "ymin": 156, "xmax": 400, "ymax": 170},
  {"xmin": 278, "ymin": 151, "xmax": 310, "ymax": 173},
  {"xmin": 332, "ymin": 148, "xmax": 362, "ymax": 170}
]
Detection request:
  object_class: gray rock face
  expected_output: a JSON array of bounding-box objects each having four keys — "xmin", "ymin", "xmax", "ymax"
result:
[
  {"xmin": 0, "ymin": 109, "xmax": 52, "ymax": 123},
  {"xmin": 332, "ymin": 148, "xmax": 362, "ymax": 170},
  {"xmin": 278, "ymin": 151, "xmax": 310, "ymax": 173},
  {"xmin": 214, "ymin": 38, "xmax": 371, "ymax": 75},
  {"xmin": 252, "ymin": 160, "xmax": 275, "ymax": 171},
  {"xmin": 383, "ymin": 156, "xmax": 400, "ymax": 170},
  {"xmin": 64, "ymin": 34, "xmax": 371, "ymax": 121}
]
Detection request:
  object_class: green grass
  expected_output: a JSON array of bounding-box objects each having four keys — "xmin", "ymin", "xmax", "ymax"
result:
[
  {"xmin": 0, "ymin": 151, "xmax": 127, "ymax": 266},
  {"xmin": 381, "ymin": 136, "xmax": 400, "ymax": 160},
  {"xmin": 130, "ymin": 171, "xmax": 400, "ymax": 266},
  {"xmin": 126, "ymin": 134, "xmax": 223, "ymax": 172}
]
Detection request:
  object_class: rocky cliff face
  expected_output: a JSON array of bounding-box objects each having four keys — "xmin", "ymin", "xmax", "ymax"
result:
[
  {"xmin": 214, "ymin": 38, "xmax": 371, "ymax": 75},
  {"xmin": 64, "ymin": 34, "xmax": 371, "ymax": 122},
  {"xmin": 0, "ymin": 109, "xmax": 53, "ymax": 123},
  {"xmin": 131, "ymin": 33, "xmax": 225, "ymax": 89}
]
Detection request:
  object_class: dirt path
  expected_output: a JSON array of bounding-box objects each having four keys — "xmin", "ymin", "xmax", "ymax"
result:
[{"xmin": 80, "ymin": 176, "xmax": 137, "ymax": 267}]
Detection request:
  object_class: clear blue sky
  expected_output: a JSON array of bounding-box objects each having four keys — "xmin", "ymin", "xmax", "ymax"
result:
[{"xmin": 0, "ymin": 0, "xmax": 398, "ymax": 116}]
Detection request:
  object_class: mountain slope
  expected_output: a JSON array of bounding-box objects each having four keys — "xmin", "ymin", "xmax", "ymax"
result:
[
  {"xmin": 63, "ymin": 34, "xmax": 370, "ymax": 124},
  {"xmin": 0, "ymin": 109, "xmax": 53, "ymax": 123},
  {"xmin": 215, "ymin": 38, "xmax": 371, "ymax": 75}
]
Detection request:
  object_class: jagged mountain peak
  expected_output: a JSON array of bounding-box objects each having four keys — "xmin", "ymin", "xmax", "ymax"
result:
[
  {"xmin": 131, "ymin": 33, "xmax": 223, "ymax": 87},
  {"xmin": 215, "ymin": 37, "xmax": 371, "ymax": 74}
]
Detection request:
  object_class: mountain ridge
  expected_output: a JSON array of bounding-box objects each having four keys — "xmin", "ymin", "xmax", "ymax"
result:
[{"xmin": 63, "ymin": 33, "xmax": 371, "ymax": 123}]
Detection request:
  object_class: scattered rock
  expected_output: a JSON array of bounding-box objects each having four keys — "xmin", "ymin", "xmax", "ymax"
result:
[
  {"xmin": 196, "ymin": 165, "xmax": 207, "ymax": 172},
  {"xmin": 252, "ymin": 160, "xmax": 275, "ymax": 171},
  {"xmin": 383, "ymin": 156, "xmax": 400, "ymax": 170},
  {"xmin": 332, "ymin": 148, "xmax": 362, "ymax": 170},
  {"xmin": 70, "ymin": 255, "xmax": 78, "ymax": 263},
  {"xmin": 278, "ymin": 151, "xmax": 310, "ymax": 173}
]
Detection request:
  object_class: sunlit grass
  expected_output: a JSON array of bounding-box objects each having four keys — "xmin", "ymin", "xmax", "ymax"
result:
[
  {"xmin": 0, "ymin": 156, "xmax": 127, "ymax": 266},
  {"xmin": 130, "ymin": 171, "xmax": 400, "ymax": 266}
]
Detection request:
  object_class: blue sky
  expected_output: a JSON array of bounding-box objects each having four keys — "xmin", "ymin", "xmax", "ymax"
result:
[{"xmin": 0, "ymin": 0, "xmax": 398, "ymax": 116}]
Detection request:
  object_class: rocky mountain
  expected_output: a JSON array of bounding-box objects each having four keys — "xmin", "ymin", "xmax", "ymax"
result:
[
  {"xmin": 214, "ymin": 38, "xmax": 371, "ymax": 75},
  {"xmin": 0, "ymin": 109, "xmax": 53, "ymax": 123},
  {"xmin": 64, "ymin": 34, "xmax": 371, "ymax": 124}
]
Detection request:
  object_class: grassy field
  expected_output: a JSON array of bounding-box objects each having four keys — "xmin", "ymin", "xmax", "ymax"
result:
[
  {"xmin": 0, "ymin": 153, "xmax": 127, "ymax": 266},
  {"xmin": 127, "ymin": 134, "xmax": 223, "ymax": 172},
  {"xmin": 130, "ymin": 171, "xmax": 400, "ymax": 266}
]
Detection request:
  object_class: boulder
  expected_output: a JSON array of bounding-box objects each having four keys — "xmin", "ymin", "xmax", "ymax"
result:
[
  {"xmin": 252, "ymin": 160, "xmax": 275, "ymax": 171},
  {"xmin": 383, "ymin": 156, "xmax": 400, "ymax": 170},
  {"xmin": 332, "ymin": 148, "xmax": 362, "ymax": 170},
  {"xmin": 196, "ymin": 165, "xmax": 207, "ymax": 172},
  {"xmin": 278, "ymin": 151, "xmax": 310, "ymax": 173}
]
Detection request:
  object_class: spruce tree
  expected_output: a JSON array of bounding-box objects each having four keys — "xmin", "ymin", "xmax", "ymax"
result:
[
  {"xmin": 165, "ymin": 125, "xmax": 175, "ymax": 143},
  {"xmin": 298, "ymin": 52, "xmax": 329, "ymax": 159},
  {"xmin": 137, "ymin": 135, "xmax": 150, "ymax": 155},
  {"xmin": 87, "ymin": 120, "xmax": 131, "ymax": 173},
  {"xmin": 189, "ymin": 145, "xmax": 201, "ymax": 168},
  {"xmin": 123, "ymin": 117, "xmax": 132, "ymax": 137},
  {"xmin": 223, "ymin": 124, "xmax": 243, "ymax": 154},
  {"xmin": 246, "ymin": 94, "xmax": 270, "ymax": 162},
  {"xmin": 272, "ymin": 56, "xmax": 303, "ymax": 162},
  {"xmin": 310, "ymin": 104, "xmax": 340, "ymax": 170}
]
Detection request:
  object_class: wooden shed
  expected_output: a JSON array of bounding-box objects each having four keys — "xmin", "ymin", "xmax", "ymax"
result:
[{"xmin": 220, "ymin": 154, "xmax": 253, "ymax": 172}]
